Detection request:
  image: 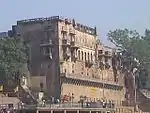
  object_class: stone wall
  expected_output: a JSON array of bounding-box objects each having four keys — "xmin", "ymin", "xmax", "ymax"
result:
[{"xmin": 61, "ymin": 83, "xmax": 124, "ymax": 105}]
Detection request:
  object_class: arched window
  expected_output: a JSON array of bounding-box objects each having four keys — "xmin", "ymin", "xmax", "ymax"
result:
[
  {"xmin": 81, "ymin": 51, "xmax": 83, "ymax": 60},
  {"xmin": 78, "ymin": 50, "xmax": 80, "ymax": 60},
  {"xmin": 91, "ymin": 53, "xmax": 93, "ymax": 61},
  {"xmin": 85, "ymin": 52, "xmax": 87, "ymax": 61},
  {"xmin": 88, "ymin": 53, "xmax": 90, "ymax": 61}
]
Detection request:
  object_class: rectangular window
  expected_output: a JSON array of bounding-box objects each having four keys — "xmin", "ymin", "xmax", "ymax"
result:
[{"xmin": 88, "ymin": 53, "xmax": 90, "ymax": 61}]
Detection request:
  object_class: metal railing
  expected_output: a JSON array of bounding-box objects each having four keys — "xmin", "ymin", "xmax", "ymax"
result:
[
  {"xmin": 17, "ymin": 16, "xmax": 59, "ymax": 24},
  {"xmin": 21, "ymin": 102, "xmax": 115, "ymax": 110}
]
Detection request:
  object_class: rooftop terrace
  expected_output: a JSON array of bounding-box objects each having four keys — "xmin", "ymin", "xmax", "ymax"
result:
[{"xmin": 17, "ymin": 16, "xmax": 97, "ymax": 36}]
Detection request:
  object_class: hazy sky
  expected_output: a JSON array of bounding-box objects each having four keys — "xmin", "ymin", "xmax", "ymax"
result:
[{"xmin": 0, "ymin": 0, "xmax": 150, "ymax": 45}]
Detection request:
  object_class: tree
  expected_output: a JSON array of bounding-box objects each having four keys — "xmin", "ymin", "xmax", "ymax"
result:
[
  {"xmin": 0, "ymin": 37, "xmax": 27, "ymax": 85},
  {"xmin": 107, "ymin": 29, "xmax": 150, "ymax": 88}
]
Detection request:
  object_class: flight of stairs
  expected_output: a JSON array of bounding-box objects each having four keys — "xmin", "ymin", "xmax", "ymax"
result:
[
  {"xmin": 139, "ymin": 89, "xmax": 150, "ymax": 99},
  {"xmin": 19, "ymin": 80, "xmax": 38, "ymax": 104},
  {"xmin": 21, "ymin": 84, "xmax": 36, "ymax": 101},
  {"xmin": 0, "ymin": 93, "xmax": 20, "ymax": 109},
  {"xmin": 137, "ymin": 89, "xmax": 150, "ymax": 112},
  {"xmin": 19, "ymin": 63, "xmax": 38, "ymax": 104}
]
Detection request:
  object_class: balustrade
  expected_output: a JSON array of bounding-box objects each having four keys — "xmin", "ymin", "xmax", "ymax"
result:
[{"xmin": 61, "ymin": 73, "xmax": 123, "ymax": 90}]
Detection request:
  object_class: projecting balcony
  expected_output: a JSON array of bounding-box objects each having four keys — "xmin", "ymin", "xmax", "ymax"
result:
[
  {"xmin": 62, "ymin": 39, "xmax": 70, "ymax": 47},
  {"xmin": 40, "ymin": 40, "xmax": 53, "ymax": 47},
  {"xmin": 61, "ymin": 26, "xmax": 67, "ymax": 33},
  {"xmin": 69, "ymin": 28, "xmax": 76, "ymax": 35},
  {"xmin": 61, "ymin": 73, "xmax": 123, "ymax": 90},
  {"xmin": 70, "ymin": 41, "xmax": 79, "ymax": 49}
]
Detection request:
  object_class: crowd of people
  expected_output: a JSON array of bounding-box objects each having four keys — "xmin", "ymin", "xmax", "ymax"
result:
[
  {"xmin": 0, "ymin": 108, "xmax": 16, "ymax": 113},
  {"xmin": 85, "ymin": 101, "xmax": 115, "ymax": 108},
  {"xmin": 0, "ymin": 104, "xmax": 16, "ymax": 113}
]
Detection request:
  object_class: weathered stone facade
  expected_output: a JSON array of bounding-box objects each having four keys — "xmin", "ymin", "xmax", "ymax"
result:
[{"xmin": 14, "ymin": 16, "xmax": 125, "ymax": 105}]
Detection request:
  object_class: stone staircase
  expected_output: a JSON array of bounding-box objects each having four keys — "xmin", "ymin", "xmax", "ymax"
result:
[
  {"xmin": 18, "ymin": 63, "xmax": 38, "ymax": 104},
  {"xmin": 137, "ymin": 89, "xmax": 150, "ymax": 112},
  {"xmin": 139, "ymin": 89, "xmax": 150, "ymax": 99},
  {"xmin": 19, "ymin": 83, "xmax": 37, "ymax": 104},
  {"xmin": 21, "ymin": 85, "xmax": 36, "ymax": 100}
]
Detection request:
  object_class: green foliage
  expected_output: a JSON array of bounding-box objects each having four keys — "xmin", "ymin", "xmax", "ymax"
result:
[
  {"xmin": 107, "ymin": 29, "xmax": 150, "ymax": 70},
  {"xmin": 0, "ymin": 37, "xmax": 27, "ymax": 79},
  {"xmin": 107, "ymin": 29, "xmax": 150, "ymax": 88}
]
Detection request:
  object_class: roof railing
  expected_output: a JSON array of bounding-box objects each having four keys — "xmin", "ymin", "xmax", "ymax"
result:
[{"xmin": 17, "ymin": 16, "xmax": 97, "ymax": 36}]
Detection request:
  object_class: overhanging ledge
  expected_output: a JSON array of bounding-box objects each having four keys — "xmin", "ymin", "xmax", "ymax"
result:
[{"xmin": 61, "ymin": 76, "xmax": 123, "ymax": 91}]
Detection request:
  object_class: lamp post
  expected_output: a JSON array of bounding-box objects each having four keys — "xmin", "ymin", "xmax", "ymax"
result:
[
  {"xmin": 16, "ymin": 71, "xmax": 21, "ymax": 111},
  {"xmin": 133, "ymin": 68, "xmax": 139, "ymax": 112},
  {"xmin": 71, "ymin": 93, "xmax": 74, "ymax": 107},
  {"xmin": 102, "ymin": 71, "xmax": 105, "ymax": 99},
  {"xmin": 132, "ymin": 58, "xmax": 140, "ymax": 112},
  {"xmin": 80, "ymin": 96, "xmax": 86, "ymax": 108}
]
